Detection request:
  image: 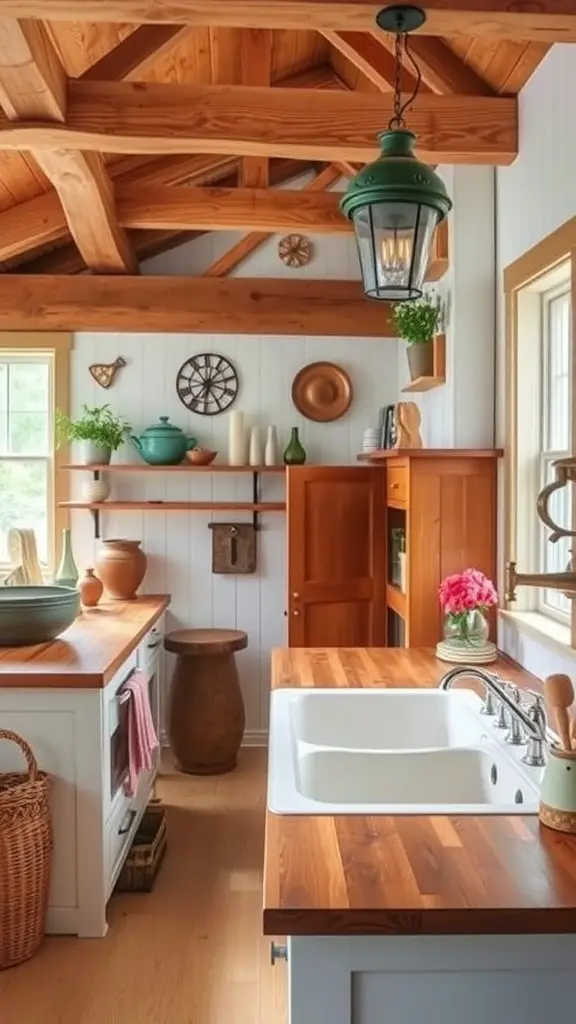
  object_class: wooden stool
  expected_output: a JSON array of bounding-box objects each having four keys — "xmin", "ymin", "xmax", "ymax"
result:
[{"xmin": 164, "ymin": 628, "xmax": 247, "ymax": 775}]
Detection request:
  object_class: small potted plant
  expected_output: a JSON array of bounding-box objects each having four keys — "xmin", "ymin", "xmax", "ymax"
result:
[
  {"xmin": 57, "ymin": 404, "xmax": 132, "ymax": 465},
  {"xmin": 392, "ymin": 292, "xmax": 443, "ymax": 382}
]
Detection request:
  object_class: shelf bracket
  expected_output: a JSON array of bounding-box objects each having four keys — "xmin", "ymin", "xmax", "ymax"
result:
[
  {"xmin": 91, "ymin": 469, "xmax": 101, "ymax": 539},
  {"xmin": 252, "ymin": 471, "xmax": 261, "ymax": 532},
  {"xmin": 90, "ymin": 508, "xmax": 101, "ymax": 540}
]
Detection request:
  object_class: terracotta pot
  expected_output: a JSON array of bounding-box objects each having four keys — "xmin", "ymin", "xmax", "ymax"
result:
[
  {"xmin": 78, "ymin": 568, "xmax": 103, "ymax": 608},
  {"xmin": 406, "ymin": 340, "xmax": 434, "ymax": 381},
  {"xmin": 95, "ymin": 540, "xmax": 147, "ymax": 601}
]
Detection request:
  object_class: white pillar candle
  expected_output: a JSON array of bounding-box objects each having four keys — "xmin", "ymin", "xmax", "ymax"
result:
[
  {"xmin": 264, "ymin": 425, "xmax": 279, "ymax": 466},
  {"xmin": 228, "ymin": 410, "xmax": 246, "ymax": 466},
  {"xmin": 249, "ymin": 426, "xmax": 263, "ymax": 467}
]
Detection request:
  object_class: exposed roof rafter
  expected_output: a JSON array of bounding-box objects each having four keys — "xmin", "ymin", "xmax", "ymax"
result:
[{"xmin": 0, "ymin": 2, "xmax": 572, "ymax": 42}]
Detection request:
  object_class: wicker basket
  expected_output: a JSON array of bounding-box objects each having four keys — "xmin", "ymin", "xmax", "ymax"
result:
[
  {"xmin": 116, "ymin": 805, "xmax": 167, "ymax": 893},
  {"xmin": 0, "ymin": 729, "xmax": 52, "ymax": 970}
]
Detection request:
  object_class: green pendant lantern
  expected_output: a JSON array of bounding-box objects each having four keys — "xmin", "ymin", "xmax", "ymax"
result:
[{"xmin": 340, "ymin": 5, "xmax": 452, "ymax": 302}]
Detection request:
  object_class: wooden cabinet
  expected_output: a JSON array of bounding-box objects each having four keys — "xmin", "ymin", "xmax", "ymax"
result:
[
  {"xmin": 287, "ymin": 466, "xmax": 386, "ymax": 646},
  {"xmin": 378, "ymin": 451, "xmax": 500, "ymax": 647},
  {"xmin": 285, "ymin": 454, "xmax": 499, "ymax": 650}
]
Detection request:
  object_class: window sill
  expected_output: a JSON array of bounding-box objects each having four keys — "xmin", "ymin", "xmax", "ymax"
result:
[{"xmin": 498, "ymin": 609, "xmax": 571, "ymax": 653}]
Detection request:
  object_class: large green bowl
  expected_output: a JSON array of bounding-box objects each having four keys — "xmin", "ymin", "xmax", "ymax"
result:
[{"xmin": 0, "ymin": 585, "xmax": 80, "ymax": 646}]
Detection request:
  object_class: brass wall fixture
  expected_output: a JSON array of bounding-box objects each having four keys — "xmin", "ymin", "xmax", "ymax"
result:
[{"xmin": 506, "ymin": 457, "xmax": 576, "ymax": 602}]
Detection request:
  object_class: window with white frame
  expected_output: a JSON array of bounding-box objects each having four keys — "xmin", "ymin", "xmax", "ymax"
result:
[
  {"xmin": 0, "ymin": 352, "xmax": 55, "ymax": 569},
  {"xmin": 539, "ymin": 283, "xmax": 572, "ymax": 620},
  {"xmin": 512, "ymin": 260, "xmax": 572, "ymax": 628}
]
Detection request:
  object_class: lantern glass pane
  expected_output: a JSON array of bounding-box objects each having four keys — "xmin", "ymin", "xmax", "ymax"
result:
[{"xmin": 353, "ymin": 202, "xmax": 439, "ymax": 301}]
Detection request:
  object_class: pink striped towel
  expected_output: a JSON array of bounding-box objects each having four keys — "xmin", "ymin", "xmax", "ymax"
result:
[{"xmin": 122, "ymin": 669, "xmax": 159, "ymax": 797}]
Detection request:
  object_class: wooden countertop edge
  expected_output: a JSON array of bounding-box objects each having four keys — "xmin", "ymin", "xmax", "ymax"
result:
[
  {"xmin": 0, "ymin": 595, "xmax": 171, "ymax": 688},
  {"xmin": 100, "ymin": 595, "xmax": 170, "ymax": 687},
  {"xmin": 263, "ymin": 906, "xmax": 576, "ymax": 937}
]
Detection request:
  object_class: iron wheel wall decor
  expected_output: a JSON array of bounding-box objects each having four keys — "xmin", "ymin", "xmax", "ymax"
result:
[{"xmin": 176, "ymin": 353, "xmax": 239, "ymax": 415}]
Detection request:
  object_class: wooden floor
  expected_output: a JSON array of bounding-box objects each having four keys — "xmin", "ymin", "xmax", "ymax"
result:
[{"xmin": 0, "ymin": 749, "xmax": 285, "ymax": 1024}]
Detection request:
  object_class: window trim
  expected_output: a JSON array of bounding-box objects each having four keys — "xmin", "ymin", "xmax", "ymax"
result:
[
  {"xmin": 0, "ymin": 332, "xmax": 72, "ymax": 572},
  {"xmin": 504, "ymin": 215, "xmax": 576, "ymax": 648},
  {"xmin": 538, "ymin": 282, "xmax": 571, "ymax": 622}
]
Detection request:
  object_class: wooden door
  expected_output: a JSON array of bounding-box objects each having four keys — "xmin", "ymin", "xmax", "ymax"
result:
[{"xmin": 287, "ymin": 466, "xmax": 386, "ymax": 646}]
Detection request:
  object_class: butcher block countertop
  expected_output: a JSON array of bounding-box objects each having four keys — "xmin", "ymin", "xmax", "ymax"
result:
[
  {"xmin": 0, "ymin": 594, "xmax": 169, "ymax": 688},
  {"xmin": 264, "ymin": 647, "xmax": 576, "ymax": 937}
]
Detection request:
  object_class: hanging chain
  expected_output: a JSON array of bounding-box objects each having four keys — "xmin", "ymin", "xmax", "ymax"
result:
[
  {"xmin": 389, "ymin": 32, "xmax": 406, "ymax": 130},
  {"xmin": 387, "ymin": 31, "xmax": 423, "ymax": 132}
]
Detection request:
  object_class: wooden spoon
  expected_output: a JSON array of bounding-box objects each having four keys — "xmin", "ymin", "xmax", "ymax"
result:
[{"xmin": 544, "ymin": 673, "xmax": 574, "ymax": 750}]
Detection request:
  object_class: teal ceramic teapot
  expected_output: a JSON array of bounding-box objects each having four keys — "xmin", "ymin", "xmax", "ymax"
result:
[{"xmin": 130, "ymin": 416, "xmax": 197, "ymax": 466}]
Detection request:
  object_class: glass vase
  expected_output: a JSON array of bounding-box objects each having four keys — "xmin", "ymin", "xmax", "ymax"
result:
[
  {"xmin": 283, "ymin": 427, "xmax": 306, "ymax": 466},
  {"xmin": 444, "ymin": 609, "xmax": 489, "ymax": 648},
  {"xmin": 55, "ymin": 528, "xmax": 79, "ymax": 589}
]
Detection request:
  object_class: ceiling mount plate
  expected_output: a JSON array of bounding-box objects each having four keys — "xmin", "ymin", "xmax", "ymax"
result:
[{"xmin": 375, "ymin": 4, "xmax": 426, "ymax": 33}]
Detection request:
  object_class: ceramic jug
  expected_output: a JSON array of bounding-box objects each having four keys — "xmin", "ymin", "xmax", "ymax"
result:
[{"xmin": 539, "ymin": 746, "xmax": 576, "ymax": 833}]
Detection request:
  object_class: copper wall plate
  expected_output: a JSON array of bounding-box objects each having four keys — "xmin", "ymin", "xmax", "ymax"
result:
[{"xmin": 291, "ymin": 361, "xmax": 353, "ymax": 422}]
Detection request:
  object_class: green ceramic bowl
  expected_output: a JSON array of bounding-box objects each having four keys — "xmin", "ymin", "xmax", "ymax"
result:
[{"xmin": 0, "ymin": 585, "xmax": 80, "ymax": 646}]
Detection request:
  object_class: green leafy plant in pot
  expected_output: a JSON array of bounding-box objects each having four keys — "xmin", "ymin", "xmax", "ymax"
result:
[
  {"xmin": 57, "ymin": 404, "xmax": 132, "ymax": 465},
  {"xmin": 392, "ymin": 292, "xmax": 443, "ymax": 383}
]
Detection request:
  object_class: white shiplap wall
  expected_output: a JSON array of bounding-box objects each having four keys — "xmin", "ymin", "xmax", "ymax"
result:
[{"xmin": 71, "ymin": 226, "xmax": 398, "ymax": 739}]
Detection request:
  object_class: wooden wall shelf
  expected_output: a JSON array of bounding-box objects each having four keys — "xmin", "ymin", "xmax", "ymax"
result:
[
  {"xmin": 401, "ymin": 333, "xmax": 446, "ymax": 393},
  {"xmin": 63, "ymin": 464, "xmax": 286, "ymax": 473},
  {"xmin": 59, "ymin": 502, "xmax": 286, "ymax": 512},
  {"xmin": 62, "ymin": 465, "xmax": 286, "ymax": 538}
]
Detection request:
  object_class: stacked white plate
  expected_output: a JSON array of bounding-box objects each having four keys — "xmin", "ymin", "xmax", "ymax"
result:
[{"xmin": 361, "ymin": 428, "xmax": 381, "ymax": 453}]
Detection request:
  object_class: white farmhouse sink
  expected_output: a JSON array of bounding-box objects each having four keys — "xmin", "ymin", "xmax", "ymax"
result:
[
  {"xmin": 290, "ymin": 688, "xmax": 486, "ymax": 750},
  {"xmin": 268, "ymin": 688, "xmax": 543, "ymax": 815}
]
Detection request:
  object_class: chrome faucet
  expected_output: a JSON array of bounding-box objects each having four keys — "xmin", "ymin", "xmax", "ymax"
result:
[{"xmin": 439, "ymin": 666, "xmax": 548, "ymax": 767}]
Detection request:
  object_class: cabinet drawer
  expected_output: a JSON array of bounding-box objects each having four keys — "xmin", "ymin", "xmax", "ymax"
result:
[
  {"xmin": 386, "ymin": 465, "xmax": 408, "ymax": 506},
  {"xmin": 106, "ymin": 772, "xmax": 151, "ymax": 897}
]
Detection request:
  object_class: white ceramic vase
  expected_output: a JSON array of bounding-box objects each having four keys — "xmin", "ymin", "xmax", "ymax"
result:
[
  {"xmin": 81, "ymin": 475, "xmax": 110, "ymax": 503},
  {"xmin": 249, "ymin": 426, "xmax": 263, "ymax": 467},
  {"xmin": 228, "ymin": 410, "xmax": 246, "ymax": 466},
  {"xmin": 264, "ymin": 425, "xmax": 279, "ymax": 466}
]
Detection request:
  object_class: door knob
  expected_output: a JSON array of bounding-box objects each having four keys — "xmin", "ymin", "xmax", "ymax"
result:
[
  {"xmin": 292, "ymin": 591, "xmax": 300, "ymax": 599},
  {"xmin": 293, "ymin": 609, "xmax": 300, "ymax": 616},
  {"xmin": 270, "ymin": 942, "xmax": 288, "ymax": 965}
]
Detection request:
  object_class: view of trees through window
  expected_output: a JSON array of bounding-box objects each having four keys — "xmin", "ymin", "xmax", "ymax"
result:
[{"xmin": 0, "ymin": 356, "xmax": 52, "ymax": 565}]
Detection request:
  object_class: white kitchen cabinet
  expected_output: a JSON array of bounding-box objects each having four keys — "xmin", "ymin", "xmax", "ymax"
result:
[
  {"xmin": 0, "ymin": 616, "xmax": 165, "ymax": 938},
  {"xmin": 285, "ymin": 934, "xmax": 576, "ymax": 1024}
]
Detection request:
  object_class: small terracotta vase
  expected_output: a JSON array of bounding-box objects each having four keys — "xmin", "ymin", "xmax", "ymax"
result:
[
  {"xmin": 95, "ymin": 539, "xmax": 147, "ymax": 601},
  {"xmin": 78, "ymin": 568, "xmax": 103, "ymax": 608}
]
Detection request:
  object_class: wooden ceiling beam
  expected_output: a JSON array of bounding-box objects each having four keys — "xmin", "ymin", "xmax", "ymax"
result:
[
  {"xmin": 0, "ymin": 276, "xmax": 394, "ymax": 336},
  {"xmin": 3, "ymin": 3, "xmax": 576, "ymax": 43},
  {"xmin": 116, "ymin": 185, "xmax": 350, "ymax": 233},
  {"xmin": 323, "ymin": 31, "xmax": 427, "ymax": 94},
  {"xmin": 81, "ymin": 25, "xmax": 193, "ymax": 81},
  {"xmin": 0, "ymin": 18, "xmax": 137, "ymax": 273},
  {"xmin": 240, "ymin": 28, "xmax": 272, "ymax": 188},
  {"xmin": 0, "ymin": 81, "xmax": 516, "ymax": 164},
  {"xmin": 38, "ymin": 149, "xmax": 138, "ymax": 273},
  {"xmin": 376, "ymin": 32, "xmax": 495, "ymax": 96},
  {"xmin": 204, "ymin": 163, "xmax": 343, "ymax": 278},
  {"xmin": 0, "ymin": 18, "xmax": 66, "ymax": 119},
  {"xmin": 12, "ymin": 158, "xmax": 315, "ymax": 273}
]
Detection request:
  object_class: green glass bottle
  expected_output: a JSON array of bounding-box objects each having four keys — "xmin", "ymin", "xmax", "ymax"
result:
[
  {"xmin": 55, "ymin": 528, "xmax": 79, "ymax": 588},
  {"xmin": 283, "ymin": 427, "xmax": 306, "ymax": 466}
]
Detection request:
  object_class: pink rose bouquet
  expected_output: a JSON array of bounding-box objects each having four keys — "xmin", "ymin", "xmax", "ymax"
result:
[{"xmin": 438, "ymin": 568, "xmax": 498, "ymax": 642}]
